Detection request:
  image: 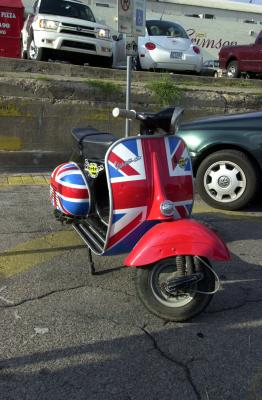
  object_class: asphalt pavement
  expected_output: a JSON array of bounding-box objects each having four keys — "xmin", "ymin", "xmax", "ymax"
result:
[{"xmin": 0, "ymin": 178, "xmax": 262, "ymax": 400}]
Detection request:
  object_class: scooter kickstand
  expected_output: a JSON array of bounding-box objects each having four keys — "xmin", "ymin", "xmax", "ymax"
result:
[{"xmin": 88, "ymin": 248, "xmax": 96, "ymax": 275}]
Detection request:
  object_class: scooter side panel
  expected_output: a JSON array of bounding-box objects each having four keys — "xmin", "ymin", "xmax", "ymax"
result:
[
  {"xmin": 125, "ymin": 219, "xmax": 230, "ymax": 267},
  {"xmin": 103, "ymin": 135, "xmax": 194, "ymax": 256}
]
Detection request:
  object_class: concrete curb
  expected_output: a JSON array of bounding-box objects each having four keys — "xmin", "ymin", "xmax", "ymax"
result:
[{"xmin": 0, "ymin": 57, "xmax": 261, "ymax": 172}]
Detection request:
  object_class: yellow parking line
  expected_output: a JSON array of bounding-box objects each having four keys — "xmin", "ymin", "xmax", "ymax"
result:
[
  {"xmin": 33, "ymin": 175, "xmax": 48, "ymax": 185},
  {"xmin": 0, "ymin": 175, "xmax": 50, "ymax": 189},
  {"xmin": 0, "ymin": 231, "xmax": 84, "ymax": 279},
  {"xmin": 8, "ymin": 176, "xmax": 24, "ymax": 185},
  {"xmin": 0, "ymin": 200, "xmax": 261, "ymax": 281},
  {"xmin": 21, "ymin": 176, "xmax": 35, "ymax": 185}
]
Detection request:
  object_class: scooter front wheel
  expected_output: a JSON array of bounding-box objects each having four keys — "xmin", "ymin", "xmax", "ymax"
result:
[{"xmin": 135, "ymin": 257, "xmax": 215, "ymax": 322}]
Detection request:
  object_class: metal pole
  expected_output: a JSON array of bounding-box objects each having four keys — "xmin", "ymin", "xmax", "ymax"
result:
[{"xmin": 125, "ymin": 55, "xmax": 132, "ymax": 137}]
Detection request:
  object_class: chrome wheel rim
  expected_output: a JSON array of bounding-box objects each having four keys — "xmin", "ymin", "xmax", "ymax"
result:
[
  {"xmin": 150, "ymin": 262, "xmax": 195, "ymax": 308},
  {"xmin": 203, "ymin": 160, "xmax": 246, "ymax": 203},
  {"xmin": 227, "ymin": 65, "xmax": 236, "ymax": 78},
  {"xmin": 29, "ymin": 40, "xmax": 38, "ymax": 60}
]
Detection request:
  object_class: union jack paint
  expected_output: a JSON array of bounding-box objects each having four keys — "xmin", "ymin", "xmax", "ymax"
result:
[
  {"xmin": 50, "ymin": 162, "xmax": 91, "ymax": 217},
  {"xmin": 103, "ymin": 135, "xmax": 194, "ymax": 255}
]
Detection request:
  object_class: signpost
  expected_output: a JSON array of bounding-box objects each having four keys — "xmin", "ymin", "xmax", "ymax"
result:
[{"xmin": 117, "ymin": 0, "xmax": 145, "ymax": 136}]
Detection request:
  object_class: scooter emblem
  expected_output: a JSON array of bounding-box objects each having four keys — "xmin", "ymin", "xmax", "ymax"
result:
[
  {"xmin": 84, "ymin": 160, "xmax": 104, "ymax": 178},
  {"xmin": 178, "ymin": 157, "xmax": 189, "ymax": 169}
]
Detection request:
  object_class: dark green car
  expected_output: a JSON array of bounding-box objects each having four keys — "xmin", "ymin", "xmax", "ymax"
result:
[{"xmin": 177, "ymin": 111, "xmax": 262, "ymax": 210}]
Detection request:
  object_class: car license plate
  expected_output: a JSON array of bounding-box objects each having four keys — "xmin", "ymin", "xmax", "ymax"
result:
[{"xmin": 170, "ymin": 51, "xmax": 182, "ymax": 59}]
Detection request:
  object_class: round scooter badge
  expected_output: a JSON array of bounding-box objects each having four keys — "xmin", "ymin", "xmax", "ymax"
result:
[{"xmin": 84, "ymin": 160, "xmax": 104, "ymax": 178}]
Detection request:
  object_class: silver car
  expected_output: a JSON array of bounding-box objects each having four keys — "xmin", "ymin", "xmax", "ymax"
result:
[{"xmin": 133, "ymin": 20, "xmax": 203, "ymax": 73}]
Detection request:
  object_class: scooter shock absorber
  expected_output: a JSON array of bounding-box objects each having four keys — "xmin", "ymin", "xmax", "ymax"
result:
[
  {"xmin": 176, "ymin": 255, "xmax": 186, "ymax": 277},
  {"xmin": 186, "ymin": 255, "xmax": 195, "ymax": 275}
]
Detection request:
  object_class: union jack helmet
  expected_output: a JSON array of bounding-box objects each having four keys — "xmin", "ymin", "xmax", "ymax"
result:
[{"xmin": 50, "ymin": 162, "xmax": 91, "ymax": 217}]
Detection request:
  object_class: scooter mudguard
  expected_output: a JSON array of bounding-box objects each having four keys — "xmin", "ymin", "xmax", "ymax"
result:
[{"xmin": 124, "ymin": 219, "xmax": 230, "ymax": 267}]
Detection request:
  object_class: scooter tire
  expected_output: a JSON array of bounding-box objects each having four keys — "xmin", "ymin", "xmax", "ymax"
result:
[{"xmin": 135, "ymin": 257, "xmax": 215, "ymax": 322}]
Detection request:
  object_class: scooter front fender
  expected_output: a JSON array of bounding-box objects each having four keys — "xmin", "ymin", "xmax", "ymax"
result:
[{"xmin": 124, "ymin": 219, "xmax": 230, "ymax": 267}]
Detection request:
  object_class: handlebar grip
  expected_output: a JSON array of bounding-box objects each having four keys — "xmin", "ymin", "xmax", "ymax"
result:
[{"xmin": 112, "ymin": 108, "xmax": 137, "ymax": 120}]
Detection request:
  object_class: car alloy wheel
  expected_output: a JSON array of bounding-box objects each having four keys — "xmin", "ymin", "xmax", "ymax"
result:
[
  {"xmin": 203, "ymin": 160, "xmax": 246, "ymax": 203},
  {"xmin": 196, "ymin": 150, "xmax": 258, "ymax": 210},
  {"xmin": 29, "ymin": 39, "xmax": 39, "ymax": 60},
  {"xmin": 226, "ymin": 61, "xmax": 240, "ymax": 78},
  {"xmin": 28, "ymin": 37, "xmax": 46, "ymax": 61}
]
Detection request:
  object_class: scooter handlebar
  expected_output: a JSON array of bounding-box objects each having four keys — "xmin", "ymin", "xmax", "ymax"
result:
[{"xmin": 112, "ymin": 108, "xmax": 137, "ymax": 120}]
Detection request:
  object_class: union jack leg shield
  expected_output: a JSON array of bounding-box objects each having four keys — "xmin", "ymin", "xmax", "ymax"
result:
[{"xmin": 104, "ymin": 135, "xmax": 193, "ymax": 255}]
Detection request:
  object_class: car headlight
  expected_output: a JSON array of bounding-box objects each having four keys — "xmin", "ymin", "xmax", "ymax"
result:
[
  {"xmin": 39, "ymin": 19, "xmax": 59, "ymax": 30},
  {"xmin": 96, "ymin": 28, "xmax": 111, "ymax": 39}
]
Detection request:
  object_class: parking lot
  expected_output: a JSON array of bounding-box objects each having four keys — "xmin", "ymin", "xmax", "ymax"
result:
[{"xmin": 0, "ymin": 178, "xmax": 261, "ymax": 400}]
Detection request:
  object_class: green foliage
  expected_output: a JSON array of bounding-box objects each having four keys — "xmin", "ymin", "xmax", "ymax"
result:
[
  {"xmin": 146, "ymin": 75, "xmax": 181, "ymax": 106},
  {"xmin": 87, "ymin": 79, "xmax": 121, "ymax": 94},
  {"xmin": 35, "ymin": 75, "xmax": 51, "ymax": 81},
  {"xmin": 177, "ymin": 78, "xmax": 257, "ymax": 89}
]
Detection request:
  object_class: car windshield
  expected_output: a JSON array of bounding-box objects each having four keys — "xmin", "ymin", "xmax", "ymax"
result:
[
  {"xmin": 39, "ymin": 0, "xmax": 96, "ymax": 22},
  {"xmin": 146, "ymin": 20, "xmax": 188, "ymax": 39}
]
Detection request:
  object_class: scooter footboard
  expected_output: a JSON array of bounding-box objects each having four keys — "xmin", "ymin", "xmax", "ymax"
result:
[{"xmin": 124, "ymin": 219, "xmax": 230, "ymax": 267}]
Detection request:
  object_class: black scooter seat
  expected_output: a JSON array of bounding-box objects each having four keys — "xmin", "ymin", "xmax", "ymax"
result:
[{"xmin": 72, "ymin": 127, "xmax": 117, "ymax": 161}]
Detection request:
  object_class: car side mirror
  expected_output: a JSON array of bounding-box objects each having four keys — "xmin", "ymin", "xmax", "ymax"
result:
[{"xmin": 112, "ymin": 33, "xmax": 123, "ymax": 41}]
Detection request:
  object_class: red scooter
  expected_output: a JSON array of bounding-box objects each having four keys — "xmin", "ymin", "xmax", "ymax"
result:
[{"xmin": 50, "ymin": 106, "xmax": 230, "ymax": 321}]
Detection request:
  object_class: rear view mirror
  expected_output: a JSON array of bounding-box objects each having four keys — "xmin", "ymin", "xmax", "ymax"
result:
[{"xmin": 170, "ymin": 107, "xmax": 184, "ymax": 134}]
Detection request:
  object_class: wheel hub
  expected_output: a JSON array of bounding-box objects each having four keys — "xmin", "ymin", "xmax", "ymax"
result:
[
  {"xmin": 204, "ymin": 160, "xmax": 246, "ymax": 203},
  {"xmin": 218, "ymin": 175, "xmax": 230, "ymax": 188},
  {"xmin": 151, "ymin": 263, "xmax": 194, "ymax": 307},
  {"xmin": 163, "ymin": 272, "xmax": 204, "ymax": 294}
]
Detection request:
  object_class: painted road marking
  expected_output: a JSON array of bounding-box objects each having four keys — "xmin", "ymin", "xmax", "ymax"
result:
[
  {"xmin": 0, "ymin": 203, "xmax": 261, "ymax": 280},
  {"xmin": 0, "ymin": 136, "xmax": 22, "ymax": 151},
  {"xmin": 0, "ymin": 180, "xmax": 261, "ymax": 280},
  {"xmin": 0, "ymin": 175, "xmax": 50, "ymax": 188},
  {"xmin": 0, "ymin": 231, "xmax": 84, "ymax": 280}
]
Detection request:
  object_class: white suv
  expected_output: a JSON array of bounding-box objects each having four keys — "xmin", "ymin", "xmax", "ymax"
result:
[{"xmin": 21, "ymin": 0, "xmax": 113, "ymax": 67}]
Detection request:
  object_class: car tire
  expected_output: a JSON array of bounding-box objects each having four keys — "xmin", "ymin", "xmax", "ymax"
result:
[
  {"xmin": 196, "ymin": 150, "xmax": 259, "ymax": 210},
  {"xmin": 20, "ymin": 39, "xmax": 27, "ymax": 59},
  {"xmin": 27, "ymin": 37, "xmax": 47, "ymax": 61},
  {"xmin": 102, "ymin": 55, "xmax": 113, "ymax": 68},
  {"xmin": 89, "ymin": 55, "xmax": 113, "ymax": 68},
  {"xmin": 226, "ymin": 60, "xmax": 240, "ymax": 78},
  {"xmin": 132, "ymin": 55, "xmax": 142, "ymax": 71}
]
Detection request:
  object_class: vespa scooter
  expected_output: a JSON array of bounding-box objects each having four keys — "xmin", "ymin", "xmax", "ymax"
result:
[{"xmin": 50, "ymin": 106, "xmax": 230, "ymax": 321}]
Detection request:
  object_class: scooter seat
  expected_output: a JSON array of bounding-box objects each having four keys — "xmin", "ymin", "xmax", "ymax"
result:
[{"xmin": 72, "ymin": 127, "xmax": 117, "ymax": 161}]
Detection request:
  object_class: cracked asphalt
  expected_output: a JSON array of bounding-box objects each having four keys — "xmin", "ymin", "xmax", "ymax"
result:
[{"xmin": 0, "ymin": 184, "xmax": 262, "ymax": 400}]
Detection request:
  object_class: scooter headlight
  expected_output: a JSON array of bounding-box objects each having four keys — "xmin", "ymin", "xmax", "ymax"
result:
[{"xmin": 160, "ymin": 200, "xmax": 174, "ymax": 216}]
